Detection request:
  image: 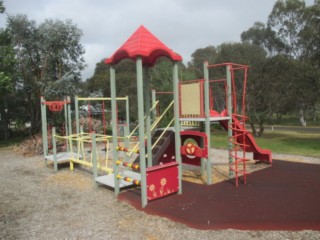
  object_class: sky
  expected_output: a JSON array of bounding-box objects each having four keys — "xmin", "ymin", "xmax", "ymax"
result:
[{"xmin": 0, "ymin": 0, "xmax": 314, "ymax": 80}]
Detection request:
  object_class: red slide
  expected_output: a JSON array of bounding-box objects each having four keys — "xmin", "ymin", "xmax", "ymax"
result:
[{"xmin": 217, "ymin": 111, "xmax": 272, "ymax": 164}]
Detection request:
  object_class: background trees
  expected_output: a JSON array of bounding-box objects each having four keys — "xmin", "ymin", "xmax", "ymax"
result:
[
  {"xmin": 1, "ymin": 14, "xmax": 85, "ymax": 134},
  {"xmin": 0, "ymin": 0, "xmax": 319, "ymax": 139}
]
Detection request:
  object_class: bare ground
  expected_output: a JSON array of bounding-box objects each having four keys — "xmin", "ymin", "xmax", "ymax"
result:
[{"xmin": 0, "ymin": 148, "xmax": 320, "ymax": 240}]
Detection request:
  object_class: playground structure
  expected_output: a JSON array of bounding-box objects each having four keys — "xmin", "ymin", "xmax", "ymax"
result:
[{"xmin": 41, "ymin": 25, "xmax": 272, "ymax": 208}]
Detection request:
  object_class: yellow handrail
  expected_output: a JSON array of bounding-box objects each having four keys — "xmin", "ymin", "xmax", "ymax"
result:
[
  {"xmin": 127, "ymin": 100, "xmax": 174, "ymax": 157},
  {"xmin": 128, "ymin": 100, "xmax": 160, "ymax": 138}
]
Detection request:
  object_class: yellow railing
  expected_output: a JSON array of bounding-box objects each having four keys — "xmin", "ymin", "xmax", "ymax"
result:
[{"xmin": 127, "ymin": 100, "xmax": 174, "ymax": 158}]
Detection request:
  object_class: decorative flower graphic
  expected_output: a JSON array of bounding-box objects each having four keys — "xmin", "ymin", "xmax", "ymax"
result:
[
  {"xmin": 160, "ymin": 178, "xmax": 167, "ymax": 187},
  {"xmin": 149, "ymin": 184, "xmax": 155, "ymax": 192},
  {"xmin": 149, "ymin": 184, "xmax": 157, "ymax": 197}
]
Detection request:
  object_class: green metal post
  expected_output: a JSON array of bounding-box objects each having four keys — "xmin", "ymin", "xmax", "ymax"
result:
[
  {"xmin": 110, "ymin": 66, "xmax": 120, "ymax": 195},
  {"xmin": 67, "ymin": 96, "xmax": 72, "ymax": 151},
  {"xmin": 145, "ymin": 67, "xmax": 153, "ymax": 167},
  {"xmin": 151, "ymin": 89, "xmax": 156, "ymax": 121},
  {"xmin": 64, "ymin": 99, "xmax": 69, "ymax": 151},
  {"xmin": 52, "ymin": 127, "xmax": 58, "ymax": 172},
  {"xmin": 124, "ymin": 97, "xmax": 130, "ymax": 164},
  {"xmin": 173, "ymin": 62, "xmax": 182, "ymax": 194},
  {"xmin": 226, "ymin": 64, "xmax": 234, "ymax": 179},
  {"xmin": 204, "ymin": 61, "xmax": 212, "ymax": 185},
  {"xmin": 136, "ymin": 57, "xmax": 147, "ymax": 208},
  {"xmin": 40, "ymin": 96, "xmax": 48, "ymax": 162},
  {"xmin": 91, "ymin": 132, "xmax": 98, "ymax": 179},
  {"xmin": 75, "ymin": 96, "xmax": 80, "ymax": 136},
  {"xmin": 74, "ymin": 96, "xmax": 80, "ymax": 153}
]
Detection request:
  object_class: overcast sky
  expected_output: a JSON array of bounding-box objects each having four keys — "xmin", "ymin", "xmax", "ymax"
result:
[{"xmin": 0, "ymin": 0, "xmax": 314, "ymax": 79}]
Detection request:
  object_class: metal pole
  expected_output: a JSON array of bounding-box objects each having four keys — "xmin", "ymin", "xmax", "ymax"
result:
[
  {"xmin": 136, "ymin": 57, "xmax": 147, "ymax": 208},
  {"xmin": 173, "ymin": 62, "xmax": 182, "ymax": 194},
  {"xmin": 124, "ymin": 97, "xmax": 130, "ymax": 164},
  {"xmin": 204, "ymin": 61, "xmax": 212, "ymax": 185},
  {"xmin": 145, "ymin": 67, "xmax": 153, "ymax": 167},
  {"xmin": 64, "ymin": 99, "xmax": 69, "ymax": 151},
  {"xmin": 67, "ymin": 96, "xmax": 72, "ymax": 152},
  {"xmin": 52, "ymin": 127, "xmax": 58, "ymax": 173},
  {"xmin": 91, "ymin": 132, "xmax": 98, "ymax": 179},
  {"xmin": 151, "ymin": 89, "xmax": 156, "ymax": 121},
  {"xmin": 110, "ymin": 66, "xmax": 120, "ymax": 195},
  {"xmin": 40, "ymin": 96, "xmax": 48, "ymax": 161},
  {"xmin": 75, "ymin": 96, "xmax": 80, "ymax": 135},
  {"xmin": 226, "ymin": 64, "xmax": 234, "ymax": 179}
]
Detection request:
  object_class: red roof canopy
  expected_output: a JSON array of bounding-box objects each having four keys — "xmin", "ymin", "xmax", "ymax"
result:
[{"xmin": 105, "ymin": 25, "xmax": 182, "ymax": 66}]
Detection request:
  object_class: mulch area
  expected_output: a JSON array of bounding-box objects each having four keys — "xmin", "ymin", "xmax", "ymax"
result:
[{"xmin": 119, "ymin": 160, "xmax": 320, "ymax": 230}]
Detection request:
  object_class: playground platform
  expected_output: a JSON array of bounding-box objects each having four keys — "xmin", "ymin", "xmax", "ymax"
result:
[
  {"xmin": 119, "ymin": 160, "xmax": 320, "ymax": 230},
  {"xmin": 44, "ymin": 152, "xmax": 81, "ymax": 163}
]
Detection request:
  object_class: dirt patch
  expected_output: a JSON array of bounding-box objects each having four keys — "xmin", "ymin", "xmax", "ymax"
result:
[{"xmin": 1, "ymin": 148, "xmax": 320, "ymax": 239}]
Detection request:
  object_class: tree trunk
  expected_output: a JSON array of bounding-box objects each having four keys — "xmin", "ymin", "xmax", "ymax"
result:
[{"xmin": 299, "ymin": 107, "xmax": 307, "ymax": 127}]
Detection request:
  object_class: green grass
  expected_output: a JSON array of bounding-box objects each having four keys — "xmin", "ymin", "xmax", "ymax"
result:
[{"xmin": 211, "ymin": 129, "xmax": 320, "ymax": 158}]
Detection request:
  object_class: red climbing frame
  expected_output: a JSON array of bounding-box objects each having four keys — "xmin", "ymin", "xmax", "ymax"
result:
[{"xmin": 207, "ymin": 63, "xmax": 251, "ymax": 186}]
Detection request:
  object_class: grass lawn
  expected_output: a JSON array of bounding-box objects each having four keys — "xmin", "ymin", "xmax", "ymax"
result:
[{"xmin": 211, "ymin": 129, "xmax": 320, "ymax": 158}]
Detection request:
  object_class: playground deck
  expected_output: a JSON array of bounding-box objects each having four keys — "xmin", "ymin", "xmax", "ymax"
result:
[
  {"xmin": 45, "ymin": 152, "xmax": 81, "ymax": 162},
  {"xmin": 119, "ymin": 160, "xmax": 320, "ymax": 230}
]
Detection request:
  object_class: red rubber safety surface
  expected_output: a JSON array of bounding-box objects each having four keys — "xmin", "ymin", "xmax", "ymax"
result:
[{"xmin": 118, "ymin": 160, "xmax": 320, "ymax": 230}]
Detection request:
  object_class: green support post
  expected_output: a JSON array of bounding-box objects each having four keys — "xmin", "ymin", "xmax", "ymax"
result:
[
  {"xmin": 204, "ymin": 61, "xmax": 212, "ymax": 185},
  {"xmin": 110, "ymin": 66, "xmax": 120, "ymax": 195},
  {"xmin": 74, "ymin": 96, "xmax": 80, "ymax": 153},
  {"xmin": 91, "ymin": 132, "xmax": 98, "ymax": 179},
  {"xmin": 136, "ymin": 57, "xmax": 147, "ymax": 208},
  {"xmin": 41, "ymin": 96, "xmax": 48, "ymax": 162},
  {"xmin": 67, "ymin": 96, "xmax": 72, "ymax": 136},
  {"xmin": 145, "ymin": 68, "xmax": 153, "ymax": 167},
  {"xmin": 75, "ymin": 96, "xmax": 80, "ymax": 136},
  {"xmin": 226, "ymin": 64, "xmax": 234, "ymax": 179},
  {"xmin": 173, "ymin": 62, "xmax": 182, "ymax": 194},
  {"xmin": 151, "ymin": 89, "xmax": 156, "ymax": 121},
  {"xmin": 124, "ymin": 97, "xmax": 130, "ymax": 164},
  {"xmin": 52, "ymin": 127, "xmax": 58, "ymax": 172},
  {"xmin": 64, "ymin": 99, "xmax": 69, "ymax": 151}
]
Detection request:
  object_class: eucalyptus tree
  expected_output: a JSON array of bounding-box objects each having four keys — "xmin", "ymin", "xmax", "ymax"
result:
[
  {"xmin": 188, "ymin": 46, "xmax": 217, "ymax": 78},
  {"xmin": 6, "ymin": 14, "xmax": 85, "ymax": 133},
  {"xmin": 0, "ymin": 0, "xmax": 5, "ymax": 13},
  {"xmin": 241, "ymin": 21, "xmax": 285, "ymax": 57},
  {"xmin": 267, "ymin": 0, "xmax": 307, "ymax": 59}
]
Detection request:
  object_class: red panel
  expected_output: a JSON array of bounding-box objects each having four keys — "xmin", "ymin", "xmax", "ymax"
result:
[
  {"xmin": 180, "ymin": 131, "xmax": 208, "ymax": 166},
  {"xmin": 146, "ymin": 162, "xmax": 179, "ymax": 201}
]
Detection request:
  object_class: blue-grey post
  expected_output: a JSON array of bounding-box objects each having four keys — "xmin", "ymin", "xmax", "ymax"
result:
[
  {"xmin": 136, "ymin": 57, "xmax": 147, "ymax": 207},
  {"xmin": 173, "ymin": 62, "xmax": 182, "ymax": 194},
  {"xmin": 204, "ymin": 61, "xmax": 212, "ymax": 185},
  {"xmin": 110, "ymin": 65, "xmax": 120, "ymax": 195}
]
